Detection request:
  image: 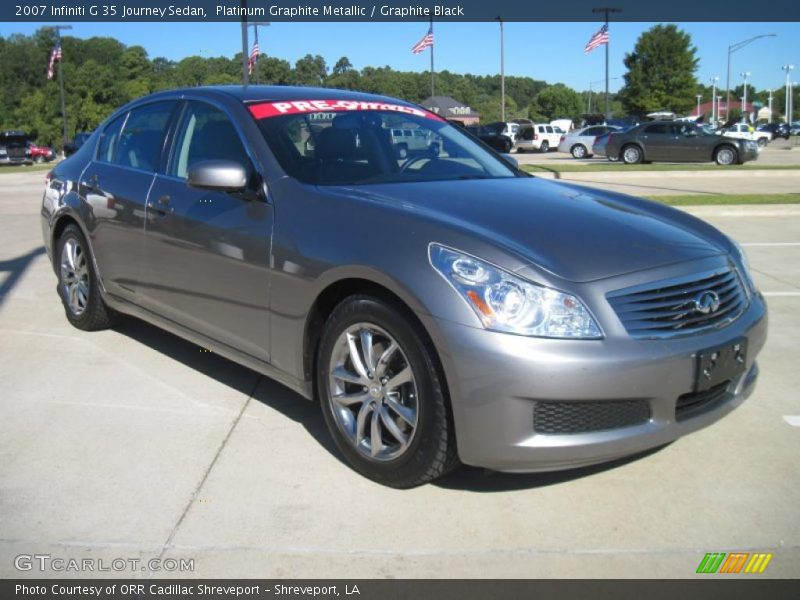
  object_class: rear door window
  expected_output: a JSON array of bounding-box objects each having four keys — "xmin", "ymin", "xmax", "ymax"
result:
[
  {"xmin": 644, "ymin": 123, "xmax": 670, "ymax": 135},
  {"xmin": 112, "ymin": 101, "xmax": 177, "ymax": 171}
]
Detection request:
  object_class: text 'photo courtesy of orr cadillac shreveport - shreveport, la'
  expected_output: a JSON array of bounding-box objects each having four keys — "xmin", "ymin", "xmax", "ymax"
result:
[{"xmin": 41, "ymin": 85, "xmax": 766, "ymax": 488}]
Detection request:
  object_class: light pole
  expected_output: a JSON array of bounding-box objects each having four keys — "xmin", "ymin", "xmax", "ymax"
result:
[
  {"xmin": 768, "ymin": 88, "xmax": 773, "ymax": 124},
  {"xmin": 496, "ymin": 17, "xmax": 505, "ymax": 123},
  {"xmin": 725, "ymin": 34, "xmax": 776, "ymax": 121},
  {"xmin": 588, "ymin": 77, "xmax": 617, "ymax": 115},
  {"xmin": 709, "ymin": 76, "xmax": 719, "ymax": 125},
  {"xmin": 696, "ymin": 94, "xmax": 702, "ymax": 118},
  {"xmin": 740, "ymin": 71, "xmax": 751, "ymax": 121},
  {"xmin": 783, "ymin": 65, "xmax": 795, "ymax": 124}
]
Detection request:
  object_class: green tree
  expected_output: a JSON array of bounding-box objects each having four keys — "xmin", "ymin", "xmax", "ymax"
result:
[
  {"xmin": 294, "ymin": 54, "xmax": 327, "ymax": 86},
  {"xmin": 530, "ymin": 84, "xmax": 583, "ymax": 120},
  {"xmin": 618, "ymin": 24, "xmax": 699, "ymax": 116}
]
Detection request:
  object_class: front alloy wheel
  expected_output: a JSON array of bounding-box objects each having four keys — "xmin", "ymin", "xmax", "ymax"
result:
[
  {"xmin": 317, "ymin": 295, "xmax": 458, "ymax": 487},
  {"xmin": 328, "ymin": 323, "xmax": 418, "ymax": 461},
  {"xmin": 715, "ymin": 146, "xmax": 737, "ymax": 166}
]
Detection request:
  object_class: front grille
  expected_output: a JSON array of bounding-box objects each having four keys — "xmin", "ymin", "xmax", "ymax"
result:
[
  {"xmin": 676, "ymin": 382, "xmax": 731, "ymax": 422},
  {"xmin": 533, "ymin": 399, "xmax": 651, "ymax": 435},
  {"xmin": 608, "ymin": 268, "xmax": 747, "ymax": 339}
]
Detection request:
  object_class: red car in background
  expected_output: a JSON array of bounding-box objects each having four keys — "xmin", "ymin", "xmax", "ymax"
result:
[{"xmin": 26, "ymin": 140, "xmax": 56, "ymax": 163}]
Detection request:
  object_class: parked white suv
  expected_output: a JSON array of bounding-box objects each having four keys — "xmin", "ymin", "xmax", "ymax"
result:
[
  {"xmin": 722, "ymin": 123, "xmax": 771, "ymax": 148},
  {"xmin": 389, "ymin": 127, "xmax": 438, "ymax": 157},
  {"xmin": 515, "ymin": 123, "xmax": 564, "ymax": 153}
]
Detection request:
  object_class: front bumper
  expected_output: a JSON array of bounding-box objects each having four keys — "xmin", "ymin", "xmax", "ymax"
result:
[{"xmin": 423, "ymin": 293, "xmax": 767, "ymax": 473}]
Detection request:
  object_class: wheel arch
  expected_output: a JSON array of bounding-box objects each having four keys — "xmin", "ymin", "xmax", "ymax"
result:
[{"xmin": 302, "ymin": 277, "xmax": 451, "ymax": 410}]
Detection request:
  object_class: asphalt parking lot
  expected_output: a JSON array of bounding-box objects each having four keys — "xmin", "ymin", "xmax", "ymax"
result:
[{"xmin": 1, "ymin": 169, "xmax": 798, "ymax": 579}]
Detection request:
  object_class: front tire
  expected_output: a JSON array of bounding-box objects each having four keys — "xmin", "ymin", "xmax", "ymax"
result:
[
  {"xmin": 56, "ymin": 224, "xmax": 116, "ymax": 331},
  {"xmin": 316, "ymin": 295, "xmax": 458, "ymax": 488}
]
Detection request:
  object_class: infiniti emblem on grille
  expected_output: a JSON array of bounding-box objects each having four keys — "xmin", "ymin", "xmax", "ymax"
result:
[{"xmin": 694, "ymin": 290, "xmax": 721, "ymax": 315}]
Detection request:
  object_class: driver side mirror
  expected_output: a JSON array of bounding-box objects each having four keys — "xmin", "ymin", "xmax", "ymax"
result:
[{"xmin": 187, "ymin": 160, "xmax": 248, "ymax": 192}]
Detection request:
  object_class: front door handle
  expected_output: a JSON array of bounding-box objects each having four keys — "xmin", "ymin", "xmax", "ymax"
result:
[{"xmin": 148, "ymin": 194, "xmax": 173, "ymax": 216}]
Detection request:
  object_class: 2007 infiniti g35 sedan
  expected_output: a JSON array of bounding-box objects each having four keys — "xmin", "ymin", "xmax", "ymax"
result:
[{"xmin": 41, "ymin": 86, "xmax": 767, "ymax": 487}]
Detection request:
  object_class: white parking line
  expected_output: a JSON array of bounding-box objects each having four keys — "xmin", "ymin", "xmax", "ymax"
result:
[
  {"xmin": 762, "ymin": 292, "xmax": 800, "ymax": 297},
  {"xmin": 742, "ymin": 242, "xmax": 800, "ymax": 247},
  {"xmin": 783, "ymin": 416, "xmax": 800, "ymax": 427}
]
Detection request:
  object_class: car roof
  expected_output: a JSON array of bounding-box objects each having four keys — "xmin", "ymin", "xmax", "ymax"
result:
[{"xmin": 140, "ymin": 85, "xmax": 420, "ymax": 108}]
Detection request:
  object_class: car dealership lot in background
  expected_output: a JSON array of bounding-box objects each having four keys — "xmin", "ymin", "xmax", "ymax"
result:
[{"xmin": 1, "ymin": 169, "xmax": 799, "ymax": 578}]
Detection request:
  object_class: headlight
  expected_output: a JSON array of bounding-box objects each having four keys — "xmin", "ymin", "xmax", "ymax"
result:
[
  {"xmin": 728, "ymin": 237, "xmax": 757, "ymax": 296},
  {"xmin": 429, "ymin": 244, "xmax": 602, "ymax": 339}
]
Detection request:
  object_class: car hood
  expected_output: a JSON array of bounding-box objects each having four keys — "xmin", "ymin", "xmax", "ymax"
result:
[{"xmin": 332, "ymin": 177, "xmax": 725, "ymax": 282}]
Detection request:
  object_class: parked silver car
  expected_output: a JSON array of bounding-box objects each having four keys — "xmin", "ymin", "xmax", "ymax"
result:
[
  {"xmin": 41, "ymin": 87, "xmax": 767, "ymax": 487},
  {"xmin": 558, "ymin": 125, "xmax": 619, "ymax": 158}
]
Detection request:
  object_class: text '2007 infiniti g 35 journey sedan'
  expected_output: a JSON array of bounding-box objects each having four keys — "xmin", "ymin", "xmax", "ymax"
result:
[{"xmin": 41, "ymin": 87, "xmax": 767, "ymax": 487}]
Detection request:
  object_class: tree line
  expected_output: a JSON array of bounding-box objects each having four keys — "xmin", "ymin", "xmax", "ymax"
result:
[{"xmin": 0, "ymin": 26, "xmax": 795, "ymax": 149}]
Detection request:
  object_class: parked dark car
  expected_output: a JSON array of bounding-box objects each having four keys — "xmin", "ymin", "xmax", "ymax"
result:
[
  {"xmin": 64, "ymin": 132, "xmax": 92, "ymax": 157},
  {"xmin": 41, "ymin": 87, "xmax": 766, "ymax": 487},
  {"xmin": 0, "ymin": 130, "xmax": 33, "ymax": 165},
  {"xmin": 465, "ymin": 123, "xmax": 514, "ymax": 153},
  {"xmin": 757, "ymin": 122, "xmax": 790, "ymax": 141},
  {"xmin": 605, "ymin": 121, "xmax": 759, "ymax": 165}
]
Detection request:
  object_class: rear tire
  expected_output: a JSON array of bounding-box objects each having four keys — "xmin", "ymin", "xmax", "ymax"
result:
[
  {"xmin": 316, "ymin": 295, "xmax": 458, "ymax": 488},
  {"xmin": 539, "ymin": 141, "xmax": 549, "ymax": 153},
  {"xmin": 570, "ymin": 144, "xmax": 587, "ymax": 159},
  {"xmin": 56, "ymin": 224, "xmax": 116, "ymax": 331},
  {"xmin": 621, "ymin": 144, "xmax": 642, "ymax": 164},
  {"xmin": 757, "ymin": 138, "xmax": 767, "ymax": 148}
]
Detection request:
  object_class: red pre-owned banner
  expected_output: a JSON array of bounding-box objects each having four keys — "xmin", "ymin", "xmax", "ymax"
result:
[{"xmin": 248, "ymin": 99, "xmax": 444, "ymax": 120}]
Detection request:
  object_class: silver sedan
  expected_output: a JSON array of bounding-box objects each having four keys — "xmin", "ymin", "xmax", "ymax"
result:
[{"xmin": 558, "ymin": 125, "xmax": 619, "ymax": 159}]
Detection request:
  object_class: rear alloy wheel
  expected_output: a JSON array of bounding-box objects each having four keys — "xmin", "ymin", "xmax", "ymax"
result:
[
  {"xmin": 622, "ymin": 145, "xmax": 642, "ymax": 164},
  {"xmin": 571, "ymin": 144, "xmax": 587, "ymax": 159},
  {"xmin": 317, "ymin": 295, "xmax": 457, "ymax": 488},
  {"xmin": 715, "ymin": 146, "xmax": 737, "ymax": 166},
  {"xmin": 56, "ymin": 224, "xmax": 116, "ymax": 331},
  {"xmin": 539, "ymin": 141, "xmax": 550, "ymax": 153}
]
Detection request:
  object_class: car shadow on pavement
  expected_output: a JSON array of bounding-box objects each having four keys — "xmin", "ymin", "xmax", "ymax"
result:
[
  {"xmin": 434, "ymin": 444, "xmax": 671, "ymax": 493},
  {"xmin": 112, "ymin": 315, "xmax": 671, "ymax": 490},
  {"xmin": 112, "ymin": 316, "xmax": 345, "ymax": 464},
  {"xmin": 0, "ymin": 246, "xmax": 46, "ymax": 308}
]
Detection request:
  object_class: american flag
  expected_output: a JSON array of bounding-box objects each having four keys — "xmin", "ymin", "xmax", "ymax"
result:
[
  {"xmin": 248, "ymin": 42, "xmax": 260, "ymax": 75},
  {"xmin": 411, "ymin": 27, "xmax": 434, "ymax": 55},
  {"xmin": 584, "ymin": 24, "xmax": 609, "ymax": 54},
  {"xmin": 47, "ymin": 43, "xmax": 62, "ymax": 80}
]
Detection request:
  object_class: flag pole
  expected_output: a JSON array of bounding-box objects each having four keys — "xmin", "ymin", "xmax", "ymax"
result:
[
  {"xmin": 43, "ymin": 25, "xmax": 71, "ymax": 157},
  {"xmin": 240, "ymin": 0, "xmax": 249, "ymax": 86},
  {"xmin": 430, "ymin": 16, "xmax": 435, "ymax": 97},
  {"xmin": 592, "ymin": 7, "xmax": 620, "ymax": 121}
]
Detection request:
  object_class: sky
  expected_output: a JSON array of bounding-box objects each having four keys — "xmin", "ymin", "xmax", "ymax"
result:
[{"xmin": 1, "ymin": 21, "xmax": 798, "ymax": 93}]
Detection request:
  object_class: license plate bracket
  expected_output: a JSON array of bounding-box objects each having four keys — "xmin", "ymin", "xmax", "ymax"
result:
[{"xmin": 695, "ymin": 338, "xmax": 747, "ymax": 392}]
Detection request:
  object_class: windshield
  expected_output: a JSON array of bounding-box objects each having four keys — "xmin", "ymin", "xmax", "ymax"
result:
[{"xmin": 251, "ymin": 100, "xmax": 517, "ymax": 186}]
